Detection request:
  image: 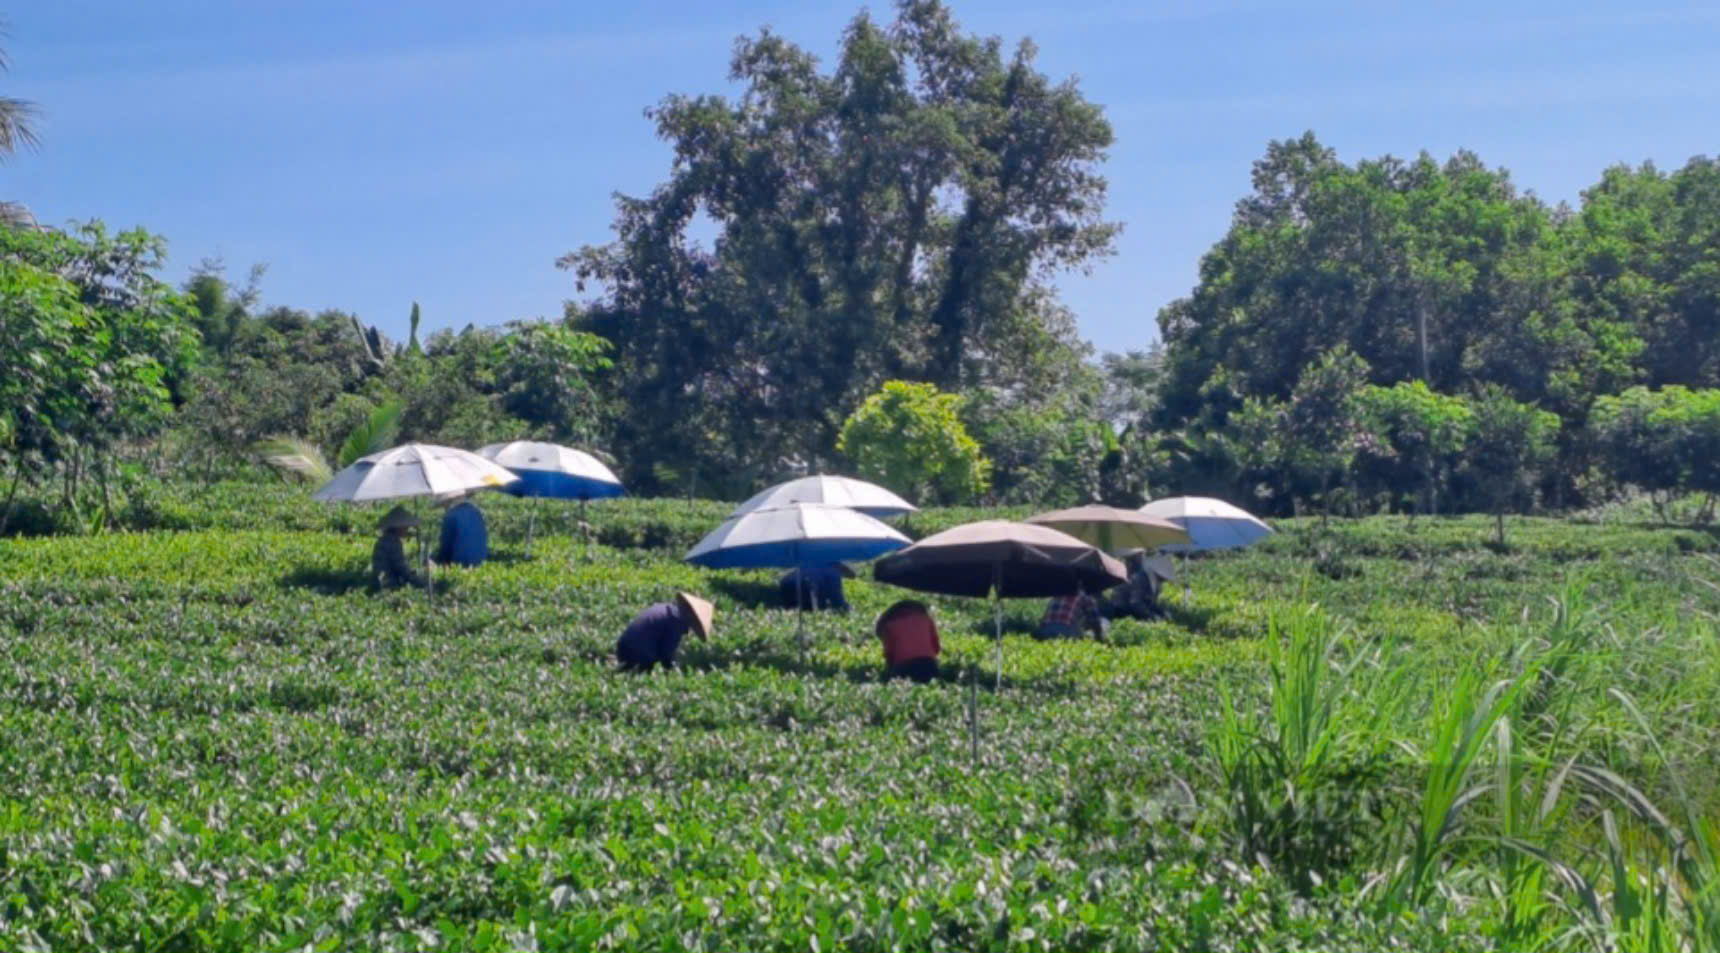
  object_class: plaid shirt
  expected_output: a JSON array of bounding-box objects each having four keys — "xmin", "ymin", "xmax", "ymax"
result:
[{"xmin": 1042, "ymin": 594, "xmax": 1100, "ymax": 628}]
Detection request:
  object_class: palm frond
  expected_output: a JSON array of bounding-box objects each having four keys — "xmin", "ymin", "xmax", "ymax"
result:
[
  {"xmin": 254, "ymin": 436, "xmax": 333, "ymax": 485},
  {"xmin": 0, "ymin": 96, "xmax": 40, "ymax": 156},
  {"xmin": 337, "ymin": 398, "xmax": 403, "ymax": 468}
]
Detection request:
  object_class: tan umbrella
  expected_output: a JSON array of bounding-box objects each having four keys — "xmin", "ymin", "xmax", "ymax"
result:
[{"xmin": 1025, "ymin": 504, "xmax": 1192, "ymax": 553}]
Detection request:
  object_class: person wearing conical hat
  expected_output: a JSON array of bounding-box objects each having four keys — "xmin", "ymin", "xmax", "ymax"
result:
[
  {"xmin": 372, "ymin": 505, "xmax": 425, "ymax": 590},
  {"xmin": 615, "ymin": 592, "xmax": 713, "ymax": 672}
]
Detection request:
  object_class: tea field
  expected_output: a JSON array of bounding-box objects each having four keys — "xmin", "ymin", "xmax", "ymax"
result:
[{"xmin": 3, "ymin": 485, "xmax": 1720, "ymax": 951}]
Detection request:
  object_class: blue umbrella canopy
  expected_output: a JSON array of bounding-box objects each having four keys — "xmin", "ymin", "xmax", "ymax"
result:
[
  {"xmin": 684, "ymin": 503, "xmax": 910, "ymax": 570},
  {"xmin": 476, "ymin": 441, "xmax": 624, "ymax": 501}
]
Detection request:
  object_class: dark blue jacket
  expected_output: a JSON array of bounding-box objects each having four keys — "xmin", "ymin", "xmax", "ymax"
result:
[
  {"xmin": 616, "ymin": 602, "xmax": 691, "ymax": 668},
  {"xmin": 436, "ymin": 501, "xmax": 488, "ymax": 567}
]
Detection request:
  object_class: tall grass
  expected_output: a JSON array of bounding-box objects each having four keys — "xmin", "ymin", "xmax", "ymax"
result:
[{"xmin": 1203, "ymin": 581, "xmax": 1720, "ymax": 950}]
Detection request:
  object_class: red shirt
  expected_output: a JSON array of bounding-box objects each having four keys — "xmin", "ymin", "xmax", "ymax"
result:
[{"xmin": 878, "ymin": 608, "xmax": 940, "ymax": 665}]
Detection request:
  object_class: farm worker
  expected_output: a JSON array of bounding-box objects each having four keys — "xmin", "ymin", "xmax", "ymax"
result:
[
  {"xmin": 615, "ymin": 591, "xmax": 714, "ymax": 672},
  {"xmin": 777, "ymin": 563, "xmax": 850, "ymax": 612},
  {"xmin": 875, "ymin": 599, "xmax": 940, "ymax": 683},
  {"xmin": 1104, "ymin": 552, "xmax": 1173, "ymax": 621},
  {"xmin": 1035, "ymin": 591, "xmax": 1106, "ymax": 641},
  {"xmin": 434, "ymin": 491, "xmax": 489, "ymax": 567},
  {"xmin": 371, "ymin": 505, "xmax": 425, "ymax": 589}
]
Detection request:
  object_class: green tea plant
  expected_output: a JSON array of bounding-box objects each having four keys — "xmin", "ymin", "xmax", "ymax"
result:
[{"xmin": 2, "ymin": 494, "xmax": 1718, "ymax": 950}]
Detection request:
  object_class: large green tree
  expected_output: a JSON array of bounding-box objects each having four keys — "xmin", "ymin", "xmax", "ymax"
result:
[
  {"xmin": 562, "ymin": 0, "xmax": 1117, "ymax": 493},
  {"xmin": 1149, "ymin": 134, "xmax": 1659, "ymax": 510},
  {"xmin": 1566, "ymin": 158, "xmax": 1720, "ymax": 391}
]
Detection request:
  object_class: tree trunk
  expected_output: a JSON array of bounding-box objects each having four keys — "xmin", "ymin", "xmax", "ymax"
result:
[
  {"xmin": 1425, "ymin": 448, "xmax": 1439, "ymax": 517},
  {"xmin": 1416, "ymin": 295, "xmax": 1431, "ymax": 385},
  {"xmin": 0, "ymin": 455, "xmax": 23, "ymax": 537},
  {"xmin": 1495, "ymin": 510, "xmax": 1506, "ymax": 547},
  {"xmin": 95, "ymin": 455, "xmax": 114, "ymax": 533}
]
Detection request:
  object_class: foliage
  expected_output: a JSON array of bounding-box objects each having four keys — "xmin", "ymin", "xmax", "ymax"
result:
[
  {"xmin": 0, "ymin": 222, "xmax": 201, "ymax": 530},
  {"xmin": 1148, "ymin": 136, "xmax": 1720, "ymax": 509},
  {"xmin": 491, "ymin": 319, "xmax": 612, "ymax": 444},
  {"xmin": 3, "ymin": 492, "xmax": 1720, "ymax": 949},
  {"xmin": 838, "ymin": 380, "xmax": 991, "ymax": 504},
  {"xmin": 1590, "ymin": 386, "xmax": 1720, "ymax": 523},
  {"xmin": 183, "ymin": 257, "xmax": 266, "ymax": 358},
  {"xmin": 564, "ymin": 0, "xmax": 1118, "ymax": 490},
  {"xmin": 1355, "ymin": 380, "xmax": 1474, "ymax": 514},
  {"xmin": 1459, "ymin": 386, "xmax": 1562, "ymax": 544},
  {"xmin": 1567, "ymin": 158, "xmax": 1720, "ymax": 392},
  {"xmin": 335, "ymin": 398, "xmax": 405, "ymax": 469},
  {"xmin": 961, "ymin": 356, "xmax": 1132, "ymax": 509},
  {"xmin": 251, "ymin": 436, "xmax": 333, "ymax": 485},
  {"xmin": 1219, "ymin": 347, "xmax": 1378, "ymax": 517}
]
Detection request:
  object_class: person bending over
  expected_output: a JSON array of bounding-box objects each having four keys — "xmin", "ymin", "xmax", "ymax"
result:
[
  {"xmin": 875, "ymin": 599, "xmax": 941, "ymax": 683},
  {"xmin": 372, "ymin": 505, "xmax": 425, "ymax": 590},
  {"xmin": 616, "ymin": 591, "xmax": 714, "ymax": 672},
  {"xmin": 1035, "ymin": 591, "xmax": 1106, "ymax": 641}
]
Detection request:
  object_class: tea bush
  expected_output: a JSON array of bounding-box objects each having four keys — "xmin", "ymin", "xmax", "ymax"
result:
[{"xmin": 3, "ymin": 493, "xmax": 1718, "ymax": 950}]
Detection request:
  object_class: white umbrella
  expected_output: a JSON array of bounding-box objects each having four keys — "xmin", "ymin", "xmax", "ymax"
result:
[
  {"xmin": 686, "ymin": 502, "xmax": 911, "ymax": 656},
  {"xmin": 1138, "ymin": 496, "xmax": 1272, "ymax": 552},
  {"xmin": 477, "ymin": 441, "xmax": 625, "ymax": 554},
  {"xmin": 313, "ymin": 443, "xmax": 519, "ymax": 593},
  {"xmin": 313, "ymin": 442, "xmax": 519, "ymax": 503},
  {"xmin": 732, "ymin": 474, "xmax": 917, "ymax": 519}
]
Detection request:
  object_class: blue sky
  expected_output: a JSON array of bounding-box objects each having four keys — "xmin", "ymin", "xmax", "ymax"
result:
[{"xmin": 6, "ymin": 1, "xmax": 1718, "ymax": 355}]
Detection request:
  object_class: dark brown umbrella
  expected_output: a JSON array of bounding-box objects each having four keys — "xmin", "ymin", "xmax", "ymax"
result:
[
  {"xmin": 1024, "ymin": 504, "xmax": 1192, "ymax": 553},
  {"xmin": 872, "ymin": 520, "xmax": 1127, "ymax": 598}
]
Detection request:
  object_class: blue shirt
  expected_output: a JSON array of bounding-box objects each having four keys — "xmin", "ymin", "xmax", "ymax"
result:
[
  {"xmin": 436, "ymin": 501, "xmax": 488, "ymax": 567},
  {"xmin": 616, "ymin": 602, "xmax": 691, "ymax": 666}
]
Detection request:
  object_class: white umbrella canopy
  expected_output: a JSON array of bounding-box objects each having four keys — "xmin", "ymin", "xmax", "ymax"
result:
[
  {"xmin": 686, "ymin": 502, "xmax": 910, "ymax": 569},
  {"xmin": 731, "ymin": 474, "xmax": 917, "ymax": 519},
  {"xmin": 686, "ymin": 502, "xmax": 911, "ymax": 656},
  {"xmin": 1138, "ymin": 496, "xmax": 1272, "ymax": 552},
  {"xmin": 475, "ymin": 441, "xmax": 623, "ymax": 500},
  {"xmin": 312, "ymin": 443, "xmax": 520, "ymax": 503}
]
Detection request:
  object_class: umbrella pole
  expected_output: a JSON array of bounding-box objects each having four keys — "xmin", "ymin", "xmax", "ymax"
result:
[
  {"xmin": 419, "ymin": 497, "xmax": 433, "ymax": 602},
  {"xmin": 993, "ymin": 563, "xmax": 1003, "ymax": 692},
  {"xmin": 578, "ymin": 498, "xmax": 589, "ymax": 562},
  {"xmin": 796, "ymin": 543, "xmax": 809, "ymax": 663},
  {"xmin": 525, "ymin": 498, "xmax": 537, "ymax": 558}
]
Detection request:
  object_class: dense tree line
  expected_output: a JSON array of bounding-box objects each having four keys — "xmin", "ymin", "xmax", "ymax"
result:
[
  {"xmin": 4, "ymin": 2, "xmax": 1719, "ymax": 534},
  {"xmin": 1139, "ymin": 132, "xmax": 1720, "ymax": 518}
]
